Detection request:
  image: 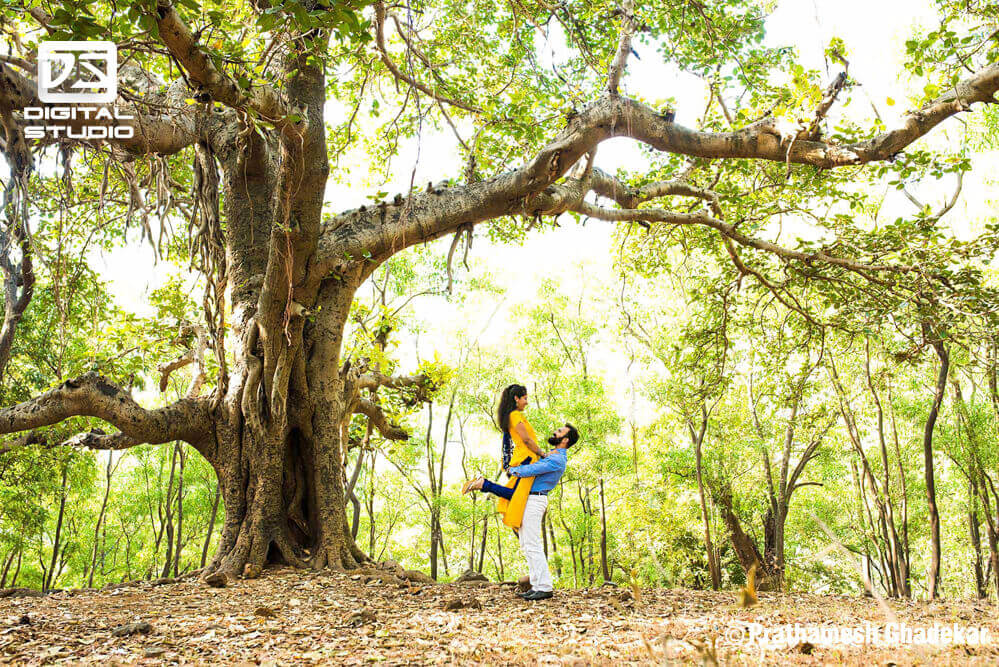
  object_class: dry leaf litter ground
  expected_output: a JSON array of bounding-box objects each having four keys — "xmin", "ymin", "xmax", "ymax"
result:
[{"xmin": 2, "ymin": 566, "xmax": 999, "ymax": 664}]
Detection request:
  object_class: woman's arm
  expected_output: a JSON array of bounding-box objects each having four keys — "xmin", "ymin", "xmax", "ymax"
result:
[{"xmin": 514, "ymin": 421, "xmax": 543, "ymax": 456}]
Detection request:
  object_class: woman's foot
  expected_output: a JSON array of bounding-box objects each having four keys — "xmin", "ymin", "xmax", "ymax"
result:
[{"xmin": 461, "ymin": 477, "xmax": 484, "ymax": 495}]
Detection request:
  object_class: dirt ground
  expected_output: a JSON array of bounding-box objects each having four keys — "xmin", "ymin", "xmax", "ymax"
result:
[{"xmin": 2, "ymin": 567, "xmax": 998, "ymax": 665}]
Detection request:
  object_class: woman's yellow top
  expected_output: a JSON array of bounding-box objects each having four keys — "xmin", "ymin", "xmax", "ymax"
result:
[
  {"xmin": 507, "ymin": 410, "xmax": 537, "ymax": 467},
  {"xmin": 497, "ymin": 409, "xmax": 537, "ymax": 531}
]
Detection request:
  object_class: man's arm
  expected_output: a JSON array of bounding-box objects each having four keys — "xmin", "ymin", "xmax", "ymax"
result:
[{"xmin": 510, "ymin": 454, "xmax": 565, "ymax": 478}]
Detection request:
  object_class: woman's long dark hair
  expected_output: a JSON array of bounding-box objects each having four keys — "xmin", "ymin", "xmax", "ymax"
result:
[{"xmin": 497, "ymin": 384, "xmax": 527, "ymax": 433}]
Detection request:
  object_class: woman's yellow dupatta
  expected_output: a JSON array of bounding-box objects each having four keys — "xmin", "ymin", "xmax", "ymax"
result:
[{"xmin": 496, "ymin": 454, "xmax": 537, "ymax": 530}]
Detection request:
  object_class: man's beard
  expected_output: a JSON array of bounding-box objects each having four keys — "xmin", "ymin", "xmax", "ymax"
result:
[{"xmin": 547, "ymin": 434, "xmax": 560, "ymax": 446}]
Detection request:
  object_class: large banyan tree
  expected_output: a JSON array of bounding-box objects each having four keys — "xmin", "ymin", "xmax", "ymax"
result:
[{"xmin": 1, "ymin": 0, "xmax": 998, "ymax": 579}]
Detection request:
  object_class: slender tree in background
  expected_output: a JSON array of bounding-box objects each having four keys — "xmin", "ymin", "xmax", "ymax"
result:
[
  {"xmin": 87, "ymin": 450, "xmax": 118, "ymax": 588},
  {"xmin": 621, "ymin": 270, "xmax": 733, "ymax": 590},
  {"xmin": 921, "ymin": 322, "xmax": 950, "ymax": 600}
]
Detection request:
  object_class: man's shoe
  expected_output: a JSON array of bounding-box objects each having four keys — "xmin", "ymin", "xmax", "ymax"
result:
[
  {"xmin": 523, "ymin": 589, "xmax": 553, "ymax": 601},
  {"xmin": 516, "ymin": 589, "xmax": 532, "ymax": 598}
]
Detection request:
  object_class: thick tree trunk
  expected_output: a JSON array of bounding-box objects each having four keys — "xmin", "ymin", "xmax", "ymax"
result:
[
  {"xmin": 189, "ymin": 52, "xmax": 384, "ymax": 576},
  {"xmin": 204, "ymin": 404, "xmax": 364, "ymax": 577},
  {"xmin": 199, "ymin": 271, "xmax": 376, "ymax": 579},
  {"xmin": 205, "ymin": 398, "xmax": 361, "ymax": 575},
  {"xmin": 715, "ymin": 483, "xmax": 778, "ymax": 589},
  {"xmin": 762, "ymin": 506, "xmax": 786, "ymax": 592}
]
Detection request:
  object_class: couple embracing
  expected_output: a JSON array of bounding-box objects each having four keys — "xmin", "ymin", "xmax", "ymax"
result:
[{"xmin": 461, "ymin": 384, "xmax": 578, "ymax": 601}]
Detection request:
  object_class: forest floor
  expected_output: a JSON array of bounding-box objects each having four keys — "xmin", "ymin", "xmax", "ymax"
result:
[{"xmin": 2, "ymin": 566, "xmax": 999, "ymax": 665}]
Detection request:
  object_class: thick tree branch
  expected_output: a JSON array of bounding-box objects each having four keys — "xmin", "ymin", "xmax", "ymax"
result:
[
  {"xmin": 355, "ymin": 371, "xmax": 427, "ymax": 392},
  {"xmin": 1, "ymin": 60, "xmax": 201, "ymax": 155},
  {"xmin": 589, "ymin": 167, "xmax": 722, "ymax": 215},
  {"xmin": 0, "ymin": 430, "xmax": 46, "ymax": 456},
  {"xmin": 27, "ymin": 6, "xmax": 55, "ymax": 32},
  {"xmin": 0, "ymin": 371, "xmax": 211, "ymax": 450},
  {"xmin": 613, "ymin": 66, "xmax": 999, "ymax": 167},
  {"xmin": 606, "ymin": 0, "xmax": 635, "ymax": 95},
  {"xmin": 791, "ymin": 481, "xmax": 824, "ymax": 492},
  {"xmin": 154, "ymin": 0, "xmax": 291, "ymax": 125},
  {"xmin": 0, "ymin": 428, "xmax": 139, "ymax": 456},
  {"xmin": 802, "ymin": 70, "xmax": 849, "ymax": 141},
  {"xmin": 317, "ymin": 64, "xmax": 999, "ymax": 274},
  {"xmin": 64, "ymin": 429, "xmax": 140, "ymax": 451},
  {"xmin": 353, "ymin": 398, "xmax": 408, "ymax": 441},
  {"xmin": 157, "ymin": 322, "xmax": 210, "ymax": 397}
]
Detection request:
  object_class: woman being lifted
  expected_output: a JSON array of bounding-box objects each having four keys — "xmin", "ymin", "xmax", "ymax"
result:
[{"xmin": 461, "ymin": 383, "xmax": 544, "ymax": 529}]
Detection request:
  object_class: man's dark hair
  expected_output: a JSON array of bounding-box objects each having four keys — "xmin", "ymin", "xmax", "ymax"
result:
[{"xmin": 564, "ymin": 423, "xmax": 579, "ymax": 447}]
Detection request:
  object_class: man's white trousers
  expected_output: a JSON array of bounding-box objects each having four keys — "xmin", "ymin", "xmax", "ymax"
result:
[{"xmin": 519, "ymin": 494, "xmax": 553, "ymax": 592}]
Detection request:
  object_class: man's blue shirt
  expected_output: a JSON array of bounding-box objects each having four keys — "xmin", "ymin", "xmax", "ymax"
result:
[{"xmin": 510, "ymin": 448, "xmax": 567, "ymax": 492}]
